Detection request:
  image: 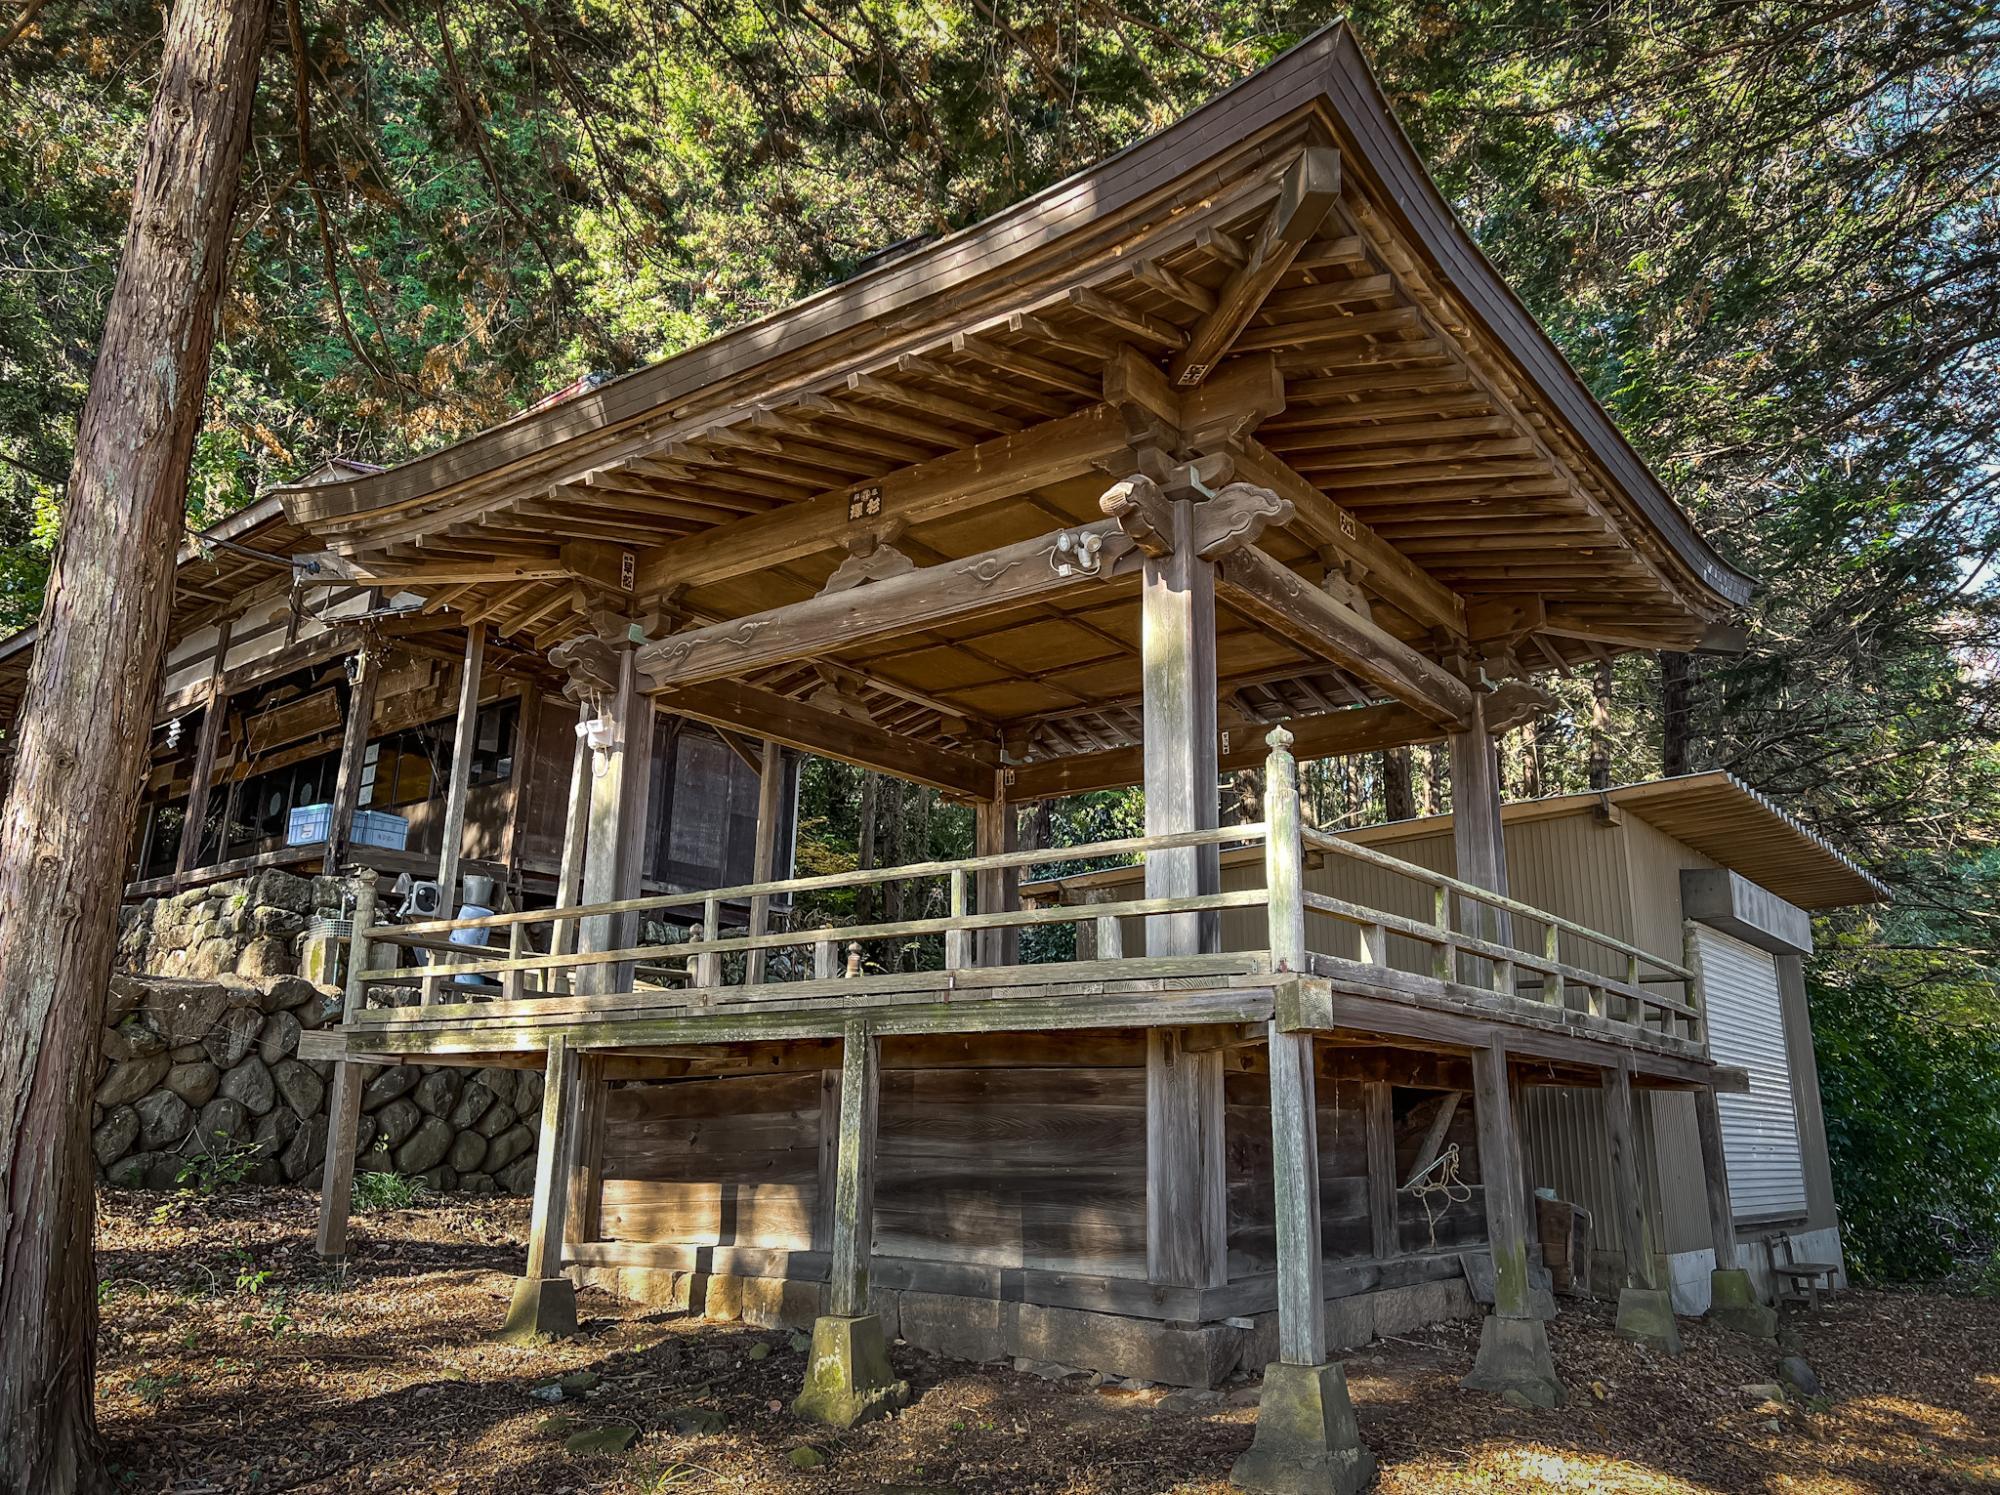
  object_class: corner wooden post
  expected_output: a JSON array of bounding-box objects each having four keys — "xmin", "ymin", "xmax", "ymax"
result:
[
  {"xmin": 1264, "ymin": 726, "xmax": 1305, "ymax": 972},
  {"xmin": 324, "ymin": 642, "xmax": 379, "ymax": 867},
  {"xmin": 564, "ymin": 1053, "xmax": 609, "ymax": 1253},
  {"xmin": 745, "ymin": 738, "xmax": 785, "ymax": 984},
  {"xmin": 501, "ymin": 1034, "xmax": 581, "ymax": 1340},
  {"xmin": 1606, "ymin": 1059, "xmax": 1684, "ymax": 1351},
  {"xmin": 1448, "ymin": 690, "xmax": 1512, "ymax": 953},
  {"xmin": 1602, "ymin": 1061, "xmax": 1654, "ymax": 1290},
  {"xmin": 1269, "ymin": 1024, "xmax": 1326, "ymax": 1365},
  {"xmin": 175, "ymin": 622, "xmax": 233, "ymax": 874},
  {"xmin": 576, "ymin": 646, "xmax": 638, "ymax": 992},
  {"xmin": 1696, "ymin": 1082, "xmax": 1778, "ymax": 1337},
  {"xmin": 1364, "ymin": 1080, "xmax": 1398, "ymax": 1262},
  {"xmin": 1142, "ymin": 494, "xmax": 1220, "ymax": 959},
  {"xmin": 1693, "ymin": 1084, "xmax": 1737, "ymax": 1268},
  {"xmin": 316, "ymin": 868, "xmax": 378, "ymax": 1260},
  {"xmin": 1471, "ymin": 1044, "xmax": 1532, "ymax": 1316},
  {"xmin": 974, "ymin": 773, "xmax": 1017, "ymax": 966},
  {"xmin": 827, "ymin": 1018, "xmax": 881, "ymax": 1318},
  {"xmin": 434, "ymin": 624, "xmax": 485, "ymax": 913},
  {"xmin": 550, "ymin": 702, "xmax": 592, "ymax": 975},
  {"xmin": 1461, "ymin": 1040, "xmax": 1566, "ymax": 1404},
  {"xmin": 1141, "ymin": 493, "xmax": 1227, "ymax": 1291},
  {"xmin": 794, "ymin": 1017, "xmax": 908, "ymax": 1427}
]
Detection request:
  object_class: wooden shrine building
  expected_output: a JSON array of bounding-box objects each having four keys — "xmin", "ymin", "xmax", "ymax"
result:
[{"xmin": 277, "ymin": 24, "xmax": 1804, "ymax": 1489}]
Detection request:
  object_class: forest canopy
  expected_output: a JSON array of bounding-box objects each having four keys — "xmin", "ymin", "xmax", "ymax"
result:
[{"xmin": 2, "ymin": 0, "xmax": 1995, "ymax": 1274}]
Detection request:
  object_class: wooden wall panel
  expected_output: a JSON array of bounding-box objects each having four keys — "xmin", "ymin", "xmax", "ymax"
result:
[
  {"xmin": 600, "ymin": 1072, "xmax": 823, "ymax": 1251},
  {"xmin": 874, "ymin": 1066, "xmax": 1148, "ymax": 1277}
]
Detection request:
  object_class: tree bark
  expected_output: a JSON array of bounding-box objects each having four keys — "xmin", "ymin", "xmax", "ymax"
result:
[
  {"xmin": 1660, "ymin": 650, "xmax": 1693, "ymax": 777},
  {"xmin": 0, "ymin": 0, "xmax": 267, "ymax": 1485},
  {"xmin": 1589, "ymin": 657, "xmax": 1613, "ymax": 791},
  {"xmin": 1379, "ymin": 746, "xmax": 1414, "ymax": 821}
]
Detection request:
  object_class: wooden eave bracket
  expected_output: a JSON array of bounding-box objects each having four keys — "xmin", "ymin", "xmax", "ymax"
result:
[{"xmin": 1170, "ymin": 145, "xmax": 1342, "ymax": 387}]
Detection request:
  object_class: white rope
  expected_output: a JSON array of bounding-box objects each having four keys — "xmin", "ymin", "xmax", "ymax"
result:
[{"xmin": 1400, "ymin": 1141, "xmax": 1473, "ymax": 1250}]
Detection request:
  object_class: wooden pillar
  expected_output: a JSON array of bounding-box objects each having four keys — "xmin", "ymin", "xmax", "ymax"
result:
[
  {"xmin": 316, "ymin": 869, "xmax": 378, "ymax": 1259},
  {"xmin": 175, "ymin": 622, "xmax": 233, "ymax": 874},
  {"xmin": 1693, "ymin": 1084, "xmax": 1738, "ymax": 1270},
  {"xmin": 1449, "ymin": 690, "xmax": 1512, "ymax": 963},
  {"xmin": 524, "ymin": 1037, "xmax": 581, "ymax": 1277},
  {"xmin": 1365, "ymin": 1080, "xmax": 1398, "ymax": 1262},
  {"xmin": 324, "ymin": 646, "xmax": 380, "ymax": 867},
  {"xmin": 577, "ymin": 646, "xmax": 638, "ymax": 986},
  {"xmin": 1268, "ymin": 1026, "xmax": 1326, "ymax": 1365},
  {"xmin": 1601, "ymin": 1061, "xmax": 1655, "ymax": 1289},
  {"xmin": 1471, "ymin": 1043, "xmax": 1533, "ymax": 1317},
  {"xmin": 499, "ymin": 686, "xmax": 543, "ymax": 880},
  {"xmin": 828, "ymin": 1018, "xmax": 881, "ymax": 1318},
  {"xmin": 973, "ymin": 774, "xmax": 1018, "ymax": 966},
  {"xmin": 1142, "ymin": 495, "xmax": 1219, "ymax": 958},
  {"xmin": 563, "ymin": 1053, "xmax": 609, "ymax": 1254},
  {"xmin": 550, "ymin": 701, "xmax": 592, "ymax": 967},
  {"xmin": 434, "ymin": 625, "xmax": 485, "ymax": 914},
  {"xmin": 1142, "ymin": 496, "xmax": 1228, "ymax": 1290},
  {"xmin": 608, "ymin": 697, "xmax": 657, "ymax": 980},
  {"xmin": 745, "ymin": 738, "xmax": 785, "ymax": 984}
]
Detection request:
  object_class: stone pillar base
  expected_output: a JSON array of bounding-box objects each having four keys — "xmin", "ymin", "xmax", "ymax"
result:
[
  {"xmin": 792, "ymin": 1314, "xmax": 910, "ymax": 1428},
  {"xmin": 498, "ymin": 1275, "xmax": 578, "ymax": 1342},
  {"xmin": 1614, "ymin": 1286, "xmax": 1683, "ymax": 1354},
  {"xmin": 1460, "ymin": 1314, "xmax": 1565, "ymax": 1407},
  {"xmin": 1229, "ymin": 1362, "xmax": 1376, "ymax": 1495},
  {"xmin": 1707, "ymin": 1268, "xmax": 1779, "ymax": 1340}
]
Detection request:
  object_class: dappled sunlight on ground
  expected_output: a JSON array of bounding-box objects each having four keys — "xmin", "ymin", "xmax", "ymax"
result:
[{"xmin": 97, "ymin": 1189, "xmax": 2000, "ymax": 1493}]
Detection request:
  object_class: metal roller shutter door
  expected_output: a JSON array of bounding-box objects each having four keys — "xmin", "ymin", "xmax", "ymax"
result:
[{"xmin": 1697, "ymin": 925, "xmax": 1808, "ymax": 1220}]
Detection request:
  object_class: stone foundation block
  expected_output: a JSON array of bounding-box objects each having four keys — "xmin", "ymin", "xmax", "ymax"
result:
[
  {"xmin": 1707, "ymin": 1268, "xmax": 1779, "ymax": 1340},
  {"xmin": 897, "ymin": 1288, "xmax": 1007, "ymax": 1364},
  {"xmin": 498, "ymin": 1275, "xmax": 578, "ymax": 1343},
  {"xmin": 1229, "ymin": 1361, "xmax": 1376, "ymax": 1495},
  {"xmin": 791, "ymin": 1314, "xmax": 909, "ymax": 1429},
  {"xmin": 1461, "ymin": 1314, "xmax": 1565, "ymax": 1407},
  {"xmin": 1614, "ymin": 1286, "xmax": 1683, "ymax": 1354}
]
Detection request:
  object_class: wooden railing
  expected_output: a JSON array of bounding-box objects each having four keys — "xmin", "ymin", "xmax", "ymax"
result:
[
  {"xmin": 335, "ymin": 729, "xmax": 1701, "ymax": 1052},
  {"xmin": 339, "ymin": 822, "xmax": 1272, "ymax": 1015}
]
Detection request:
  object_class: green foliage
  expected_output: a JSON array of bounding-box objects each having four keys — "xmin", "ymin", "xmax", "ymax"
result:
[
  {"xmin": 173, "ymin": 1136, "xmax": 262, "ymax": 1193},
  {"xmin": 351, "ymin": 1170, "xmax": 429, "ymax": 1211}
]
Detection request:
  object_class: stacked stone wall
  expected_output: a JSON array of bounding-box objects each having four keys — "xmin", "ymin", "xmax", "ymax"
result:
[{"xmin": 94, "ymin": 869, "xmax": 537, "ymax": 1195}]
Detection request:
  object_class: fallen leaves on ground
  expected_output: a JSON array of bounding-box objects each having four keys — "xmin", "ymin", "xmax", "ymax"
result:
[{"xmin": 95, "ymin": 1189, "xmax": 2000, "ymax": 1492}]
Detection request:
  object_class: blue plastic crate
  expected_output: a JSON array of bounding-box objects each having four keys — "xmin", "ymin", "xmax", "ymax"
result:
[
  {"xmin": 352, "ymin": 810, "xmax": 410, "ymax": 850},
  {"xmin": 286, "ymin": 803, "xmax": 333, "ymax": 845}
]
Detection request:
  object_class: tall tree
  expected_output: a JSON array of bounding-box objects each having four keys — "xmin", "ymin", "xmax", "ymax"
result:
[{"xmin": 0, "ymin": 0, "xmax": 268, "ymax": 1483}]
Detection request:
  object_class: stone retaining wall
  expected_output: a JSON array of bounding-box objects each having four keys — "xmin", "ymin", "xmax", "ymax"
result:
[{"xmin": 94, "ymin": 869, "xmax": 536, "ymax": 1196}]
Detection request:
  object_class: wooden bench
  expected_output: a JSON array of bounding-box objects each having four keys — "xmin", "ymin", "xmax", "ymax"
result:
[{"xmin": 1765, "ymin": 1232, "xmax": 1839, "ymax": 1309}]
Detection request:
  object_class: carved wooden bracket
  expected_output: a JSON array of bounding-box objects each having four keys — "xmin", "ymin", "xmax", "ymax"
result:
[
  {"xmin": 549, "ymin": 630, "xmax": 625, "ymax": 708},
  {"xmin": 1482, "ymin": 679, "xmax": 1557, "ymax": 735},
  {"xmin": 1101, "ymin": 468, "xmax": 1290, "ymax": 561},
  {"xmin": 821, "ymin": 527, "xmax": 916, "ymax": 595},
  {"xmin": 1193, "ymin": 482, "xmax": 1293, "ymax": 560},
  {"xmin": 1099, "ymin": 473, "xmax": 1176, "ymax": 556}
]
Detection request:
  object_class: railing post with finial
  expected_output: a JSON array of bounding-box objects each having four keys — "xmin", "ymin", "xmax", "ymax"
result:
[{"xmin": 1264, "ymin": 726, "xmax": 1307, "ymax": 975}]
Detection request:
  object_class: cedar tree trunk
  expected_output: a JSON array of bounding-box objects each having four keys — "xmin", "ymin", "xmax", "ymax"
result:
[{"xmin": 0, "ymin": 0, "xmax": 267, "ymax": 1486}]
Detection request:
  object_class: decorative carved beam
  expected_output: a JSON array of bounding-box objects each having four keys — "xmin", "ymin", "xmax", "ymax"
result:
[
  {"xmin": 1229, "ymin": 440, "xmax": 1466, "ymax": 638},
  {"xmin": 635, "ymin": 520, "xmax": 1141, "ymax": 690},
  {"xmin": 1169, "ymin": 147, "xmax": 1341, "ymax": 387},
  {"xmin": 632, "ymin": 403, "xmax": 1129, "ymax": 597},
  {"xmin": 1214, "ymin": 545, "xmax": 1474, "ymax": 725},
  {"xmin": 657, "ymin": 678, "xmax": 996, "ymax": 798}
]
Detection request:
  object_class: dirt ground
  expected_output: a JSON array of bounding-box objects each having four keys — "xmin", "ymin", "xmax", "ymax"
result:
[{"xmin": 95, "ymin": 1189, "xmax": 2000, "ymax": 1493}]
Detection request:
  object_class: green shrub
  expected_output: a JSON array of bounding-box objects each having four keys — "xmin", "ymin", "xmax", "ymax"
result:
[{"xmin": 352, "ymin": 1171, "xmax": 429, "ymax": 1211}]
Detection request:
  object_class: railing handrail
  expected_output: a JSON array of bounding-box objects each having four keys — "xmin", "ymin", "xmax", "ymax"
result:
[
  {"xmin": 1300, "ymin": 824, "xmax": 1691, "ymax": 979},
  {"xmin": 358, "ymin": 885, "xmax": 1273, "ymax": 985},
  {"xmin": 373, "ymin": 821, "xmax": 1269, "ymax": 941}
]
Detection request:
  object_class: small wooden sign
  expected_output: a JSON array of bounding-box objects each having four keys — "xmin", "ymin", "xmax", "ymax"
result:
[
  {"xmin": 619, "ymin": 550, "xmax": 636, "ymax": 592},
  {"xmin": 847, "ymin": 485, "xmax": 883, "ymax": 521}
]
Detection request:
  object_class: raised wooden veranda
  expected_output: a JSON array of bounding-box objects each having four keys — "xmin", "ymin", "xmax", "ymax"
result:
[{"xmin": 286, "ymin": 23, "xmax": 1773, "ymax": 1489}]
